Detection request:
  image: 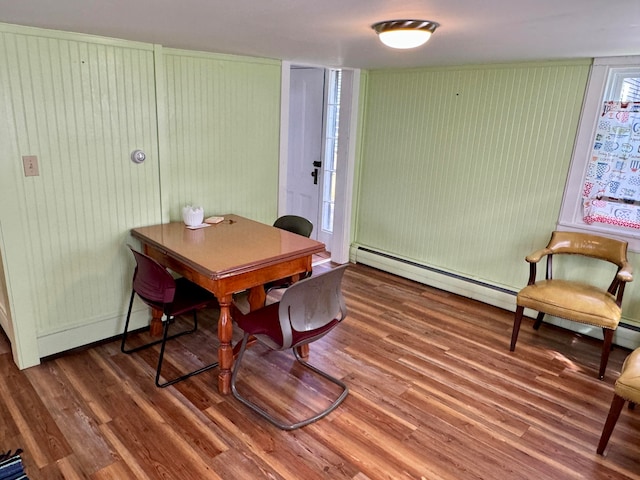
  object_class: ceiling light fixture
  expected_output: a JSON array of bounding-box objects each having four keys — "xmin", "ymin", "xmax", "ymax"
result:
[{"xmin": 371, "ymin": 20, "xmax": 440, "ymax": 49}]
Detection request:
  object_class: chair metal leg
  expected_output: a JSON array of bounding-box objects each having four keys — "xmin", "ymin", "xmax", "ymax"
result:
[
  {"xmin": 231, "ymin": 333, "xmax": 348, "ymax": 430},
  {"xmin": 121, "ymin": 296, "xmax": 217, "ymax": 388},
  {"xmin": 155, "ymin": 311, "xmax": 218, "ymax": 388},
  {"xmin": 121, "ymin": 291, "xmax": 199, "ymax": 354},
  {"xmin": 120, "ymin": 290, "xmax": 141, "ymax": 353},
  {"xmin": 597, "ymin": 393, "xmax": 626, "ymax": 454}
]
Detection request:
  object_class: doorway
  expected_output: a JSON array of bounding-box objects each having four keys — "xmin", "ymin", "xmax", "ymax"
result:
[
  {"xmin": 278, "ymin": 63, "xmax": 359, "ymax": 263},
  {"xmin": 285, "ymin": 66, "xmax": 325, "ymax": 242}
]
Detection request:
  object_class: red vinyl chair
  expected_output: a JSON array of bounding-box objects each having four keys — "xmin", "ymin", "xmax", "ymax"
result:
[
  {"xmin": 231, "ymin": 264, "xmax": 349, "ymax": 430},
  {"xmin": 121, "ymin": 247, "xmax": 218, "ymax": 387}
]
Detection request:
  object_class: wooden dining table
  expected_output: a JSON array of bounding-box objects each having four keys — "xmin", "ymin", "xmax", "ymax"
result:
[{"xmin": 130, "ymin": 214, "xmax": 326, "ymax": 394}]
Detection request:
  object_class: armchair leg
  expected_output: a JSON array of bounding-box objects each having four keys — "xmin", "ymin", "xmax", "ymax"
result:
[
  {"xmin": 510, "ymin": 306, "xmax": 525, "ymax": 351},
  {"xmin": 597, "ymin": 393, "xmax": 626, "ymax": 454},
  {"xmin": 532, "ymin": 311, "xmax": 545, "ymax": 330},
  {"xmin": 598, "ymin": 329, "xmax": 614, "ymax": 380}
]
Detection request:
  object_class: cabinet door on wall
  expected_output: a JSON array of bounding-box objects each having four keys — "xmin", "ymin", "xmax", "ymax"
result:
[{"xmin": 0, "ymin": 27, "xmax": 161, "ymax": 365}]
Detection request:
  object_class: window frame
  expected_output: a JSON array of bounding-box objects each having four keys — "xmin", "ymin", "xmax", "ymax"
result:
[{"xmin": 558, "ymin": 55, "xmax": 640, "ymax": 251}]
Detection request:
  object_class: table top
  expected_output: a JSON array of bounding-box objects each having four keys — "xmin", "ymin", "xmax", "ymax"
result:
[{"xmin": 131, "ymin": 214, "xmax": 325, "ymax": 280}]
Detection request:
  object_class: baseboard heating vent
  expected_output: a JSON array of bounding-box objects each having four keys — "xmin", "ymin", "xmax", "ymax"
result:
[
  {"xmin": 355, "ymin": 246, "xmax": 516, "ymax": 296},
  {"xmin": 353, "ymin": 246, "xmax": 640, "ymax": 334}
]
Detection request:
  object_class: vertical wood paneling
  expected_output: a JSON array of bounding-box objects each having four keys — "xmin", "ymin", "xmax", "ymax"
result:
[
  {"xmin": 0, "ymin": 253, "xmax": 11, "ymax": 338},
  {"xmin": 0, "ymin": 25, "xmax": 285, "ymax": 364},
  {"xmin": 356, "ymin": 61, "xmax": 591, "ymax": 290},
  {"xmin": 0, "ymin": 28, "xmax": 160, "ymax": 342},
  {"xmin": 162, "ymin": 49, "xmax": 281, "ymax": 224}
]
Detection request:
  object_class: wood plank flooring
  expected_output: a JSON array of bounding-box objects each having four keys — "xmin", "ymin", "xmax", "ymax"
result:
[{"xmin": 1, "ymin": 262, "xmax": 639, "ymax": 479}]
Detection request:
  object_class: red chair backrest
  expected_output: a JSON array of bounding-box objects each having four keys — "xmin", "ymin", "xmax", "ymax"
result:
[{"xmin": 130, "ymin": 247, "xmax": 176, "ymax": 307}]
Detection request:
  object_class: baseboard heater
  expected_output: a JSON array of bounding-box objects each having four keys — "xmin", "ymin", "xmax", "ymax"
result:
[
  {"xmin": 356, "ymin": 246, "xmax": 517, "ymax": 296},
  {"xmin": 353, "ymin": 246, "xmax": 640, "ymax": 334}
]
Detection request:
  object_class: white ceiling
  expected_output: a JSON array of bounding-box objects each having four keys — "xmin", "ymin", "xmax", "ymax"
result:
[{"xmin": 1, "ymin": 0, "xmax": 639, "ymax": 69}]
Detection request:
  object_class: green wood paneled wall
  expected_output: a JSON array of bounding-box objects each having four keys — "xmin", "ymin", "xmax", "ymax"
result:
[
  {"xmin": 161, "ymin": 49, "xmax": 280, "ymax": 224},
  {"xmin": 0, "ymin": 24, "xmax": 282, "ymax": 366},
  {"xmin": 0, "ymin": 27, "xmax": 161, "ymax": 365},
  {"xmin": 2, "ymin": 22, "xmax": 638, "ymax": 365},
  {"xmin": 355, "ymin": 61, "xmax": 640, "ymax": 327},
  {"xmin": 355, "ymin": 61, "xmax": 591, "ymax": 289}
]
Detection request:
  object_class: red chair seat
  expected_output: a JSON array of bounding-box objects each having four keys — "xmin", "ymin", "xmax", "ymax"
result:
[{"xmin": 235, "ymin": 302, "xmax": 339, "ymax": 349}]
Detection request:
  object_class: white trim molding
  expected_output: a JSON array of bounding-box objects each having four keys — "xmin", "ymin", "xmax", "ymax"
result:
[{"xmin": 558, "ymin": 56, "xmax": 640, "ymax": 251}]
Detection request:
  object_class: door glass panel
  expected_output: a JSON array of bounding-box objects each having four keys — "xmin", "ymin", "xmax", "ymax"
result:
[{"xmin": 321, "ymin": 69, "xmax": 342, "ymax": 234}]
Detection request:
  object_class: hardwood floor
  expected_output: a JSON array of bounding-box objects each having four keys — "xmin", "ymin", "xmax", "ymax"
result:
[{"xmin": 1, "ymin": 263, "xmax": 639, "ymax": 479}]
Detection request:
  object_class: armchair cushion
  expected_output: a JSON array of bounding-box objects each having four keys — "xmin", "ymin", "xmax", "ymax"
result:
[
  {"xmin": 517, "ymin": 279, "xmax": 620, "ymax": 329},
  {"xmin": 597, "ymin": 347, "xmax": 640, "ymax": 453},
  {"xmin": 615, "ymin": 348, "xmax": 640, "ymax": 403}
]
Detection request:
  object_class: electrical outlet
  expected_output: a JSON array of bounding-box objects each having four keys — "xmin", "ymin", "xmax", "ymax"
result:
[{"xmin": 22, "ymin": 155, "xmax": 39, "ymax": 177}]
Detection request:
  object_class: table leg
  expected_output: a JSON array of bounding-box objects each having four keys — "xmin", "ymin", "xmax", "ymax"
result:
[
  {"xmin": 150, "ymin": 306, "xmax": 163, "ymax": 337},
  {"xmin": 217, "ymin": 294, "xmax": 234, "ymax": 395},
  {"xmin": 229, "ymin": 286, "xmax": 266, "ymax": 359},
  {"xmin": 247, "ymin": 285, "xmax": 266, "ymax": 310}
]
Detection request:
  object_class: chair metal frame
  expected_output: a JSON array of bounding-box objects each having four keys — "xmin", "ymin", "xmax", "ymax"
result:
[
  {"xmin": 231, "ymin": 264, "xmax": 349, "ymax": 430},
  {"xmin": 121, "ymin": 247, "xmax": 219, "ymax": 388}
]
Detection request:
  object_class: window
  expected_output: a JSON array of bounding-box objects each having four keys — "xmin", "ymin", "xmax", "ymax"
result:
[
  {"xmin": 558, "ymin": 56, "xmax": 640, "ymax": 251},
  {"xmin": 321, "ymin": 69, "xmax": 342, "ymax": 234}
]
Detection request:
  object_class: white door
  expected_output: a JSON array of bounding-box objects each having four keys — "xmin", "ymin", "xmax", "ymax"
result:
[
  {"xmin": 286, "ymin": 67, "xmax": 325, "ymax": 240},
  {"xmin": 280, "ymin": 65, "xmax": 359, "ymax": 263}
]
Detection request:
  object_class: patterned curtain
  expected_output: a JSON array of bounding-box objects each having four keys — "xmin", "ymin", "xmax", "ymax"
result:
[{"xmin": 582, "ymin": 101, "xmax": 640, "ymax": 228}]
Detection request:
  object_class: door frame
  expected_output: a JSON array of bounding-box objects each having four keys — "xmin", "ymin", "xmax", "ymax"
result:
[{"xmin": 278, "ymin": 61, "xmax": 360, "ymax": 264}]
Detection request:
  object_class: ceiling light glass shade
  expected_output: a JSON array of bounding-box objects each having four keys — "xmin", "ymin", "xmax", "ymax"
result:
[
  {"xmin": 372, "ymin": 20, "xmax": 440, "ymax": 49},
  {"xmin": 379, "ymin": 30, "xmax": 431, "ymax": 49}
]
